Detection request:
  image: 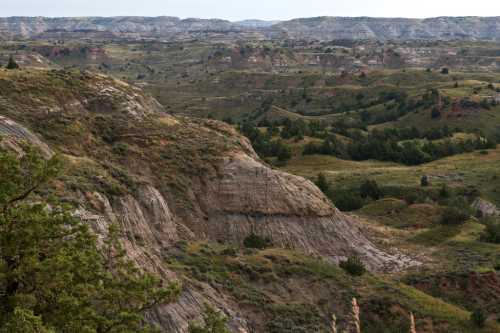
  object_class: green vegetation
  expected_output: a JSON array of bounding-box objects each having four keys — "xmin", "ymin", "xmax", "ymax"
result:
[
  {"xmin": 339, "ymin": 256, "xmax": 366, "ymax": 276},
  {"xmin": 471, "ymin": 308, "xmax": 487, "ymax": 328},
  {"xmin": 188, "ymin": 305, "xmax": 230, "ymax": 333},
  {"xmin": 0, "ymin": 146, "xmax": 180, "ymax": 332},
  {"xmin": 480, "ymin": 218, "xmax": 500, "ymax": 244},
  {"xmin": 243, "ymin": 233, "xmax": 272, "ymax": 249},
  {"xmin": 440, "ymin": 207, "xmax": 470, "ymax": 225},
  {"xmin": 5, "ymin": 56, "xmax": 19, "ymax": 70}
]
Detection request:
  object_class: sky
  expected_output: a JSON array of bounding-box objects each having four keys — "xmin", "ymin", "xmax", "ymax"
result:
[{"xmin": 4, "ymin": 0, "xmax": 500, "ymax": 21}]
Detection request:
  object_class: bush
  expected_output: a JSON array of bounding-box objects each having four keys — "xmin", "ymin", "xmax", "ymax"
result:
[
  {"xmin": 315, "ymin": 173, "xmax": 329, "ymax": 193},
  {"xmin": 189, "ymin": 305, "xmax": 230, "ymax": 333},
  {"xmin": 439, "ymin": 184, "xmax": 450, "ymax": 198},
  {"xmin": 480, "ymin": 218, "xmax": 500, "ymax": 244},
  {"xmin": 420, "ymin": 175, "xmax": 429, "ymax": 187},
  {"xmin": 440, "ymin": 207, "xmax": 469, "ymax": 225},
  {"xmin": 331, "ymin": 190, "xmax": 364, "ymax": 211},
  {"xmin": 6, "ymin": 55, "xmax": 19, "ymax": 70},
  {"xmin": 360, "ymin": 180, "xmax": 382, "ymax": 200},
  {"xmin": 339, "ymin": 256, "xmax": 366, "ymax": 276},
  {"xmin": 243, "ymin": 233, "xmax": 272, "ymax": 249},
  {"xmin": 470, "ymin": 308, "xmax": 486, "ymax": 328}
]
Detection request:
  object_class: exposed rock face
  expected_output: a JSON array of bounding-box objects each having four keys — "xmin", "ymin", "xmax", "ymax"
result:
[
  {"xmin": 274, "ymin": 16, "xmax": 500, "ymax": 41},
  {"xmin": 0, "ymin": 16, "xmax": 239, "ymax": 38},
  {"xmin": 0, "ymin": 115, "xmax": 53, "ymax": 157},
  {"xmin": 472, "ymin": 197, "xmax": 500, "ymax": 217},
  {"xmin": 2, "ymin": 16, "xmax": 500, "ymax": 41},
  {"xmin": 192, "ymin": 152, "xmax": 416, "ymax": 271}
]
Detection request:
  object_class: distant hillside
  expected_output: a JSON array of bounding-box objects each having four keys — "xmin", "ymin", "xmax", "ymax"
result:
[
  {"xmin": 234, "ymin": 19, "xmax": 281, "ymax": 28},
  {"xmin": 1, "ymin": 16, "xmax": 500, "ymax": 40},
  {"xmin": 274, "ymin": 16, "xmax": 500, "ymax": 41}
]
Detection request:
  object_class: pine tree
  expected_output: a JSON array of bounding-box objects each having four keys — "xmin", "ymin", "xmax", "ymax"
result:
[{"xmin": 5, "ymin": 56, "xmax": 19, "ymax": 70}]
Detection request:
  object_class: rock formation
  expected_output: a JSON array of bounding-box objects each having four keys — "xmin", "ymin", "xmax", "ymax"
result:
[{"xmin": 2, "ymin": 16, "xmax": 500, "ymax": 41}]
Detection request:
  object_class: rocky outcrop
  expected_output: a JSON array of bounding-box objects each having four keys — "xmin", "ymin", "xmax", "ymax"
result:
[
  {"xmin": 472, "ymin": 197, "xmax": 500, "ymax": 217},
  {"xmin": 191, "ymin": 152, "xmax": 416, "ymax": 271},
  {"xmin": 0, "ymin": 115, "xmax": 53, "ymax": 157}
]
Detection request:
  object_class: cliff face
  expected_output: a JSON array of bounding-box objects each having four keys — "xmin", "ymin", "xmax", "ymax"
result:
[
  {"xmin": 1, "ymin": 16, "xmax": 500, "ymax": 41},
  {"xmin": 0, "ymin": 69, "xmax": 415, "ymax": 332},
  {"xmin": 275, "ymin": 16, "xmax": 500, "ymax": 41},
  {"xmin": 0, "ymin": 16, "xmax": 239, "ymax": 38}
]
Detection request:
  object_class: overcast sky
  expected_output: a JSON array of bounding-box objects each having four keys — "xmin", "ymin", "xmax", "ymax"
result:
[{"xmin": 4, "ymin": 0, "xmax": 500, "ymax": 21}]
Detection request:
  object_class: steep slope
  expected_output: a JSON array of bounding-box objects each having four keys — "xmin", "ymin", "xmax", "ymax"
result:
[{"xmin": 0, "ymin": 68, "xmax": 416, "ymax": 331}]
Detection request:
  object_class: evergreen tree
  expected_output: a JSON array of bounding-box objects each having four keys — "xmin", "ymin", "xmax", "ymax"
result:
[
  {"xmin": 6, "ymin": 56, "xmax": 19, "ymax": 70},
  {"xmin": 0, "ymin": 146, "xmax": 180, "ymax": 332},
  {"xmin": 315, "ymin": 173, "xmax": 329, "ymax": 193}
]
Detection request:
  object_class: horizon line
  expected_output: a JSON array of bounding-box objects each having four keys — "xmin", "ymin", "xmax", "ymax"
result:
[{"xmin": 2, "ymin": 15, "xmax": 500, "ymax": 22}]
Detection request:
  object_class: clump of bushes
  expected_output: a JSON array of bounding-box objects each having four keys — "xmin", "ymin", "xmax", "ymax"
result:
[
  {"xmin": 243, "ymin": 233, "xmax": 272, "ymax": 249},
  {"xmin": 480, "ymin": 218, "xmax": 500, "ymax": 244},
  {"xmin": 339, "ymin": 256, "xmax": 366, "ymax": 276},
  {"xmin": 440, "ymin": 207, "xmax": 469, "ymax": 225},
  {"xmin": 331, "ymin": 190, "xmax": 364, "ymax": 212}
]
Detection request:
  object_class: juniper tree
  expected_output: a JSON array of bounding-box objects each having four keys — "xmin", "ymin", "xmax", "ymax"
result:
[
  {"xmin": 5, "ymin": 56, "xmax": 19, "ymax": 70},
  {"xmin": 0, "ymin": 145, "xmax": 180, "ymax": 332}
]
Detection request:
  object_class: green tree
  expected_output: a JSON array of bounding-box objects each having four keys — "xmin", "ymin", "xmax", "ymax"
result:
[
  {"xmin": 360, "ymin": 179, "xmax": 382, "ymax": 200},
  {"xmin": 6, "ymin": 56, "xmax": 19, "ymax": 70},
  {"xmin": 315, "ymin": 173, "xmax": 329, "ymax": 193},
  {"xmin": 0, "ymin": 146, "xmax": 180, "ymax": 332},
  {"xmin": 189, "ymin": 305, "xmax": 230, "ymax": 333},
  {"xmin": 470, "ymin": 308, "xmax": 486, "ymax": 328},
  {"xmin": 420, "ymin": 175, "xmax": 429, "ymax": 187}
]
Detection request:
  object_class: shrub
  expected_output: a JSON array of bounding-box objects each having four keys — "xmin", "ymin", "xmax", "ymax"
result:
[
  {"xmin": 470, "ymin": 308, "xmax": 486, "ymax": 328},
  {"xmin": 315, "ymin": 173, "xmax": 329, "ymax": 193},
  {"xmin": 441, "ymin": 67, "xmax": 449, "ymax": 75},
  {"xmin": 6, "ymin": 55, "xmax": 19, "ymax": 70},
  {"xmin": 431, "ymin": 108, "xmax": 441, "ymax": 119},
  {"xmin": 243, "ymin": 233, "xmax": 272, "ymax": 249},
  {"xmin": 439, "ymin": 184, "xmax": 450, "ymax": 198},
  {"xmin": 480, "ymin": 218, "xmax": 500, "ymax": 244},
  {"xmin": 112, "ymin": 142, "xmax": 129, "ymax": 155},
  {"xmin": 189, "ymin": 305, "xmax": 230, "ymax": 333},
  {"xmin": 360, "ymin": 180, "xmax": 382, "ymax": 200},
  {"xmin": 339, "ymin": 256, "xmax": 366, "ymax": 276},
  {"xmin": 440, "ymin": 207, "xmax": 469, "ymax": 225},
  {"xmin": 420, "ymin": 175, "xmax": 429, "ymax": 187},
  {"xmin": 331, "ymin": 190, "xmax": 364, "ymax": 211}
]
